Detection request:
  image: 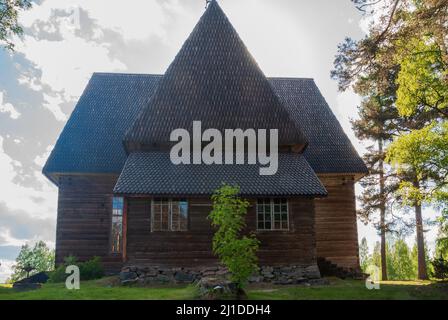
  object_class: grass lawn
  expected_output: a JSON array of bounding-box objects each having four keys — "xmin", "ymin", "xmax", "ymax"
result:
[{"xmin": 0, "ymin": 277, "xmax": 447, "ymax": 300}]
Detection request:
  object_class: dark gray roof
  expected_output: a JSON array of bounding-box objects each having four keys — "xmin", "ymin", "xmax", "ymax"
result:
[
  {"xmin": 43, "ymin": 73, "xmax": 161, "ymax": 177},
  {"xmin": 43, "ymin": 73, "xmax": 367, "ymax": 182},
  {"xmin": 270, "ymin": 78, "xmax": 368, "ymax": 174},
  {"xmin": 124, "ymin": 0, "xmax": 307, "ymax": 150},
  {"xmin": 113, "ymin": 152, "xmax": 327, "ymax": 196}
]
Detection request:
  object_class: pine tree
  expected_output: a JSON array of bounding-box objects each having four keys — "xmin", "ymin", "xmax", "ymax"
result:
[
  {"xmin": 359, "ymin": 237, "xmax": 370, "ymax": 272},
  {"xmin": 333, "ymin": 1, "xmax": 447, "ymax": 281},
  {"xmin": 371, "ymin": 241, "xmax": 382, "ymax": 278},
  {"xmin": 390, "ymin": 238, "xmax": 414, "ymax": 280},
  {"xmin": 352, "ymin": 69, "xmax": 401, "ymax": 281}
]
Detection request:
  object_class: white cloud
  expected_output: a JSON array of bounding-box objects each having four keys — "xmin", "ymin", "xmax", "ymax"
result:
[
  {"xmin": 0, "ymin": 259, "xmax": 15, "ymax": 283},
  {"xmin": 43, "ymin": 93, "xmax": 68, "ymax": 121},
  {"xmin": 18, "ymin": 75, "xmax": 43, "ymax": 92},
  {"xmin": 0, "ymin": 136, "xmax": 57, "ymax": 221},
  {"xmin": 16, "ymin": 30, "xmax": 126, "ymax": 101},
  {"xmin": 0, "ymin": 229, "xmax": 26, "ymax": 248},
  {"xmin": 34, "ymin": 145, "xmax": 54, "ymax": 167},
  {"xmin": 0, "ymin": 92, "xmax": 21, "ymax": 120},
  {"xmin": 20, "ymin": 0, "xmax": 170, "ymax": 41},
  {"xmin": 335, "ymin": 90, "xmax": 366, "ymax": 155}
]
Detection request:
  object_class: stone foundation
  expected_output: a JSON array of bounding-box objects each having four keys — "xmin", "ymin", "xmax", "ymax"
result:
[{"xmin": 119, "ymin": 264, "xmax": 321, "ymax": 286}]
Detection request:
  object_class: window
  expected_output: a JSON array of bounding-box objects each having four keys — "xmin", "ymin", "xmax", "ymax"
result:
[
  {"xmin": 111, "ymin": 197, "xmax": 124, "ymax": 253},
  {"xmin": 152, "ymin": 198, "xmax": 188, "ymax": 232},
  {"xmin": 257, "ymin": 198, "xmax": 289, "ymax": 231}
]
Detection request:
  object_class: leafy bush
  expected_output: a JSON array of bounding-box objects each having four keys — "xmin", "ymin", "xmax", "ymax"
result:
[
  {"xmin": 431, "ymin": 257, "xmax": 448, "ymax": 280},
  {"xmin": 209, "ymin": 184, "xmax": 259, "ymax": 289},
  {"xmin": 11, "ymin": 241, "xmax": 55, "ymax": 282},
  {"xmin": 80, "ymin": 257, "xmax": 104, "ymax": 280},
  {"xmin": 48, "ymin": 256, "xmax": 104, "ymax": 283}
]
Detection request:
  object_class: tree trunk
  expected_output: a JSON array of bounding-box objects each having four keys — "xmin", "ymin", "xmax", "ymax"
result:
[
  {"xmin": 379, "ymin": 140, "xmax": 388, "ymax": 281},
  {"xmin": 415, "ymin": 203, "xmax": 429, "ymax": 280}
]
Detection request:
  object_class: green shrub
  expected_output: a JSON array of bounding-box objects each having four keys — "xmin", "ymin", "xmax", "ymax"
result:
[
  {"xmin": 431, "ymin": 257, "xmax": 448, "ymax": 280},
  {"xmin": 80, "ymin": 257, "xmax": 104, "ymax": 280},
  {"xmin": 48, "ymin": 256, "xmax": 104, "ymax": 283},
  {"xmin": 208, "ymin": 184, "xmax": 259, "ymax": 289}
]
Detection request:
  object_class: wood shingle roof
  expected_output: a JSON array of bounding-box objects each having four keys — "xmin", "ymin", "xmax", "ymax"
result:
[{"xmin": 124, "ymin": 0, "xmax": 307, "ymax": 151}]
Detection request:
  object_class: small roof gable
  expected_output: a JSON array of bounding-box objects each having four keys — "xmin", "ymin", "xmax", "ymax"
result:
[
  {"xmin": 113, "ymin": 152, "xmax": 327, "ymax": 197},
  {"xmin": 124, "ymin": 1, "xmax": 307, "ymax": 150}
]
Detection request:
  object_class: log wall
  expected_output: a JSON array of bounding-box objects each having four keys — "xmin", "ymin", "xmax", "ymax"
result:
[
  {"xmin": 126, "ymin": 197, "xmax": 317, "ymax": 267},
  {"xmin": 315, "ymin": 175, "xmax": 360, "ymax": 270},
  {"xmin": 55, "ymin": 174, "xmax": 360, "ymax": 273},
  {"xmin": 55, "ymin": 175, "xmax": 122, "ymax": 272}
]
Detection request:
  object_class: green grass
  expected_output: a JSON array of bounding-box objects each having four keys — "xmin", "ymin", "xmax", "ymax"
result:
[
  {"xmin": 0, "ymin": 278, "xmax": 198, "ymax": 300},
  {"xmin": 1, "ymin": 277, "xmax": 447, "ymax": 300},
  {"xmin": 248, "ymin": 278, "xmax": 448, "ymax": 300}
]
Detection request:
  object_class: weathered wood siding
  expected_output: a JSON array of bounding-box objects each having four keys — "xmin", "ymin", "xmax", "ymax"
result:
[
  {"xmin": 315, "ymin": 175, "xmax": 360, "ymax": 270},
  {"xmin": 126, "ymin": 197, "xmax": 317, "ymax": 267},
  {"xmin": 55, "ymin": 175, "xmax": 122, "ymax": 271},
  {"xmin": 55, "ymin": 174, "xmax": 359, "ymax": 272}
]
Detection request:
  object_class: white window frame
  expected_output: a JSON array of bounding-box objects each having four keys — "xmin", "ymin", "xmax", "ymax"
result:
[
  {"xmin": 151, "ymin": 198, "xmax": 188, "ymax": 232},
  {"xmin": 256, "ymin": 198, "xmax": 289, "ymax": 231}
]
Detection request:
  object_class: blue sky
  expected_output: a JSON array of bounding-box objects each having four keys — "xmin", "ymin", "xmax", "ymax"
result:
[{"xmin": 0, "ymin": 0, "xmax": 441, "ymax": 282}]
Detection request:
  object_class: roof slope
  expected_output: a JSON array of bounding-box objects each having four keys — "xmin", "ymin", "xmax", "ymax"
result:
[
  {"xmin": 270, "ymin": 78, "xmax": 368, "ymax": 174},
  {"xmin": 124, "ymin": 0, "xmax": 306, "ymax": 150},
  {"xmin": 43, "ymin": 73, "xmax": 367, "ymax": 181},
  {"xmin": 43, "ymin": 73, "xmax": 161, "ymax": 176},
  {"xmin": 114, "ymin": 152, "xmax": 327, "ymax": 196}
]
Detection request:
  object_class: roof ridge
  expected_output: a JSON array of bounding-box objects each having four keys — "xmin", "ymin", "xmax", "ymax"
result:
[
  {"xmin": 268, "ymin": 77, "xmax": 314, "ymax": 81},
  {"xmin": 93, "ymin": 72, "xmax": 163, "ymax": 77}
]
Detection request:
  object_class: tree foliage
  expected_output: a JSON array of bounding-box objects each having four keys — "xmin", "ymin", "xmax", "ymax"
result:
[
  {"xmin": 333, "ymin": 0, "xmax": 448, "ymax": 91},
  {"xmin": 363, "ymin": 236, "xmax": 432, "ymax": 280},
  {"xmin": 388, "ymin": 238, "xmax": 415, "ymax": 280},
  {"xmin": 395, "ymin": 39, "xmax": 448, "ymax": 118},
  {"xmin": 333, "ymin": 0, "xmax": 448, "ymax": 280},
  {"xmin": 11, "ymin": 241, "xmax": 55, "ymax": 282},
  {"xmin": 208, "ymin": 184, "xmax": 259, "ymax": 288},
  {"xmin": 0, "ymin": 0, "xmax": 32, "ymax": 51},
  {"xmin": 359, "ymin": 237, "xmax": 370, "ymax": 271},
  {"xmin": 387, "ymin": 122, "xmax": 448, "ymax": 205}
]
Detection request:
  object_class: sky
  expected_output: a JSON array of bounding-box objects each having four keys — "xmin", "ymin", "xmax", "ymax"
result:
[{"xmin": 0, "ymin": 0, "xmax": 441, "ymax": 282}]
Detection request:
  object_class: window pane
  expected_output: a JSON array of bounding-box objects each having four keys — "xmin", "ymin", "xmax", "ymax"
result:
[
  {"xmin": 152, "ymin": 199, "xmax": 188, "ymax": 232},
  {"xmin": 265, "ymin": 221, "xmax": 271, "ymax": 230},
  {"xmin": 113, "ymin": 197, "xmax": 124, "ymax": 210},
  {"xmin": 161, "ymin": 204, "xmax": 169, "ymax": 230},
  {"xmin": 111, "ymin": 197, "xmax": 124, "ymax": 253},
  {"xmin": 257, "ymin": 199, "xmax": 289, "ymax": 231},
  {"xmin": 179, "ymin": 201, "xmax": 188, "ymax": 231}
]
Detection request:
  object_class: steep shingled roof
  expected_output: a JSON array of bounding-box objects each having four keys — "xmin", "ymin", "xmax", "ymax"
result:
[
  {"xmin": 124, "ymin": 0, "xmax": 307, "ymax": 150},
  {"xmin": 270, "ymin": 78, "xmax": 368, "ymax": 174},
  {"xmin": 43, "ymin": 73, "xmax": 367, "ymax": 183},
  {"xmin": 113, "ymin": 152, "xmax": 327, "ymax": 196}
]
